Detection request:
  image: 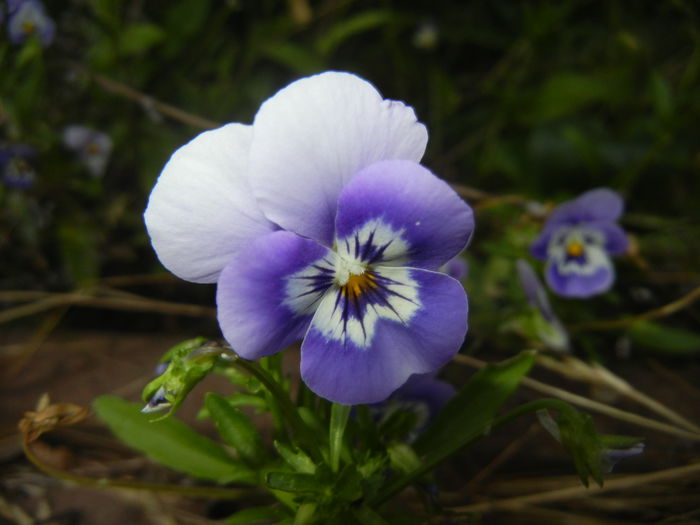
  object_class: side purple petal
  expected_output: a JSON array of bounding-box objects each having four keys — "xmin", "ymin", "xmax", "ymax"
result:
[
  {"xmin": 217, "ymin": 231, "xmax": 334, "ymax": 360},
  {"xmin": 335, "ymin": 160, "xmax": 474, "ymax": 270},
  {"xmin": 301, "ymin": 269, "xmax": 467, "ymax": 405},
  {"xmin": 588, "ymin": 221, "xmax": 629, "ymax": 255}
]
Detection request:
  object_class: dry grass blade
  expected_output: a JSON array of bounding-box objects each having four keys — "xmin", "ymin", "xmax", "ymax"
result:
[
  {"xmin": 448, "ymin": 462, "xmax": 700, "ymax": 513},
  {"xmin": 453, "ymin": 354, "xmax": 700, "ymax": 441},
  {"xmin": 568, "ymin": 283, "xmax": 700, "ymax": 332}
]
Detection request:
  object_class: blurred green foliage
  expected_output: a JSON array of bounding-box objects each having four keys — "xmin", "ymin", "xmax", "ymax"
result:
[{"xmin": 1, "ymin": 0, "xmax": 699, "ymax": 353}]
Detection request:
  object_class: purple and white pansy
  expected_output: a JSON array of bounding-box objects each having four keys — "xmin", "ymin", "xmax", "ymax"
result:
[
  {"xmin": 145, "ymin": 72, "xmax": 474, "ymax": 405},
  {"xmin": 530, "ymin": 188, "xmax": 628, "ymax": 298},
  {"xmin": 62, "ymin": 125, "xmax": 113, "ymax": 177},
  {"xmin": 7, "ymin": 0, "xmax": 55, "ymax": 47}
]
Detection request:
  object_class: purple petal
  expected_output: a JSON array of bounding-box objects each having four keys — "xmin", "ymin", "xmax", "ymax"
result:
[
  {"xmin": 545, "ymin": 258, "xmax": 614, "ymax": 298},
  {"xmin": 144, "ymin": 124, "xmax": 276, "ymax": 283},
  {"xmin": 249, "ymin": 72, "xmax": 428, "ymax": 246},
  {"xmin": 588, "ymin": 221, "xmax": 629, "ymax": 255},
  {"xmin": 217, "ymin": 231, "xmax": 335, "ymax": 360},
  {"xmin": 301, "ymin": 268, "xmax": 467, "ymax": 404},
  {"xmin": 547, "ymin": 188, "xmax": 625, "ymax": 227},
  {"xmin": 334, "ymin": 160, "xmax": 474, "ymax": 270}
]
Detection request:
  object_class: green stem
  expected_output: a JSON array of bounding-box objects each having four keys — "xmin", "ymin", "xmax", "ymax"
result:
[
  {"xmin": 218, "ymin": 347, "xmax": 322, "ymax": 462},
  {"xmin": 329, "ymin": 403, "xmax": 351, "ymax": 472}
]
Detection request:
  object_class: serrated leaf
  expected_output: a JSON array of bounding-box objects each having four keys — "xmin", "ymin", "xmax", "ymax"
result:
[
  {"xmin": 206, "ymin": 393, "xmax": 266, "ymax": 466},
  {"xmin": 93, "ymin": 395, "xmax": 255, "ymax": 483}
]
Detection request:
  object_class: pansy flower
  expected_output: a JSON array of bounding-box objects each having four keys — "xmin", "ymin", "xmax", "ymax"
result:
[
  {"xmin": 7, "ymin": 0, "xmax": 55, "ymax": 47},
  {"xmin": 0, "ymin": 143, "xmax": 36, "ymax": 189},
  {"xmin": 530, "ymin": 188, "xmax": 628, "ymax": 298},
  {"xmin": 145, "ymin": 72, "xmax": 474, "ymax": 405},
  {"xmin": 62, "ymin": 125, "xmax": 113, "ymax": 177}
]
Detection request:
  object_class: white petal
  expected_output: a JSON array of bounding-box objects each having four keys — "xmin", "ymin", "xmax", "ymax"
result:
[
  {"xmin": 144, "ymin": 124, "xmax": 275, "ymax": 283},
  {"xmin": 249, "ymin": 71, "xmax": 428, "ymax": 245}
]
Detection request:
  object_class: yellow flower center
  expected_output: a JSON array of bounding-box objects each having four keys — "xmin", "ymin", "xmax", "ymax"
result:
[
  {"xmin": 86, "ymin": 143, "xmax": 101, "ymax": 155},
  {"xmin": 22, "ymin": 21, "xmax": 36, "ymax": 35},
  {"xmin": 341, "ymin": 271, "xmax": 377, "ymax": 301},
  {"xmin": 566, "ymin": 242, "xmax": 584, "ymax": 257}
]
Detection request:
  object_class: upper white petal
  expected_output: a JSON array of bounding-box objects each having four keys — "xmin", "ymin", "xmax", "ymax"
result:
[
  {"xmin": 249, "ymin": 71, "xmax": 428, "ymax": 245},
  {"xmin": 144, "ymin": 123, "xmax": 275, "ymax": 283}
]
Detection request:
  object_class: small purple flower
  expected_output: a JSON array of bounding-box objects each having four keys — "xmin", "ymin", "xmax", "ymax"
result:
[
  {"xmin": 7, "ymin": 0, "xmax": 55, "ymax": 47},
  {"xmin": 62, "ymin": 125, "xmax": 112, "ymax": 177},
  {"xmin": 375, "ymin": 372, "xmax": 455, "ymax": 439},
  {"xmin": 516, "ymin": 259, "xmax": 570, "ymax": 352},
  {"xmin": 531, "ymin": 188, "xmax": 628, "ymax": 298},
  {"xmin": 0, "ymin": 143, "xmax": 36, "ymax": 188},
  {"xmin": 145, "ymin": 72, "xmax": 474, "ymax": 405}
]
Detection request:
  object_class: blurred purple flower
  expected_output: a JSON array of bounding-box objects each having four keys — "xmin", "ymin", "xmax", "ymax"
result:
[
  {"xmin": 7, "ymin": 0, "xmax": 55, "ymax": 47},
  {"xmin": 62, "ymin": 125, "xmax": 112, "ymax": 177},
  {"xmin": 0, "ymin": 143, "xmax": 36, "ymax": 189},
  {"xmin": 144, "ymin": 72, "xmax": 474, "ymax": 405},
  {"xmin": 531, "ymin": 188, "xmax": 628, "ymax": 298},
  {"xmin": 375, "ymin": 372, "xmax": 455, "ymax": 440},
  {"xmin": 516, "ymin": 259, "xmax": 570, "ymax": 352}
]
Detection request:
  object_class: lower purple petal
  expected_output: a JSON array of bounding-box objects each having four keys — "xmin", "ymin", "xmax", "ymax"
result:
[
  {"xmin": 217, "ymin": 231, "xmax": 334, "ymax": 359},
  {"xmin": 545, "ymin": 259, "xmax": 614, "ymax": 298},
  {"xmin": 300, "ymin": 268, "xmax": 468, "ymax": 404}
]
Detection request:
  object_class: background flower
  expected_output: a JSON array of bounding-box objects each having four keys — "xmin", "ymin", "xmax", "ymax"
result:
[
  {"xmin": 0, "ymin": 143, "xmax": 36, "ymax": 189},
  {"xmin": 62, "ymin": 125, "xmax": 113, "ymax": 177},
  {"xmin": 7, "ymin": 0, "xmax": 55, "ymax": 47},
  {"xmin": 530, "ymin": 188, "xmax": 628, "ymax": 298}
]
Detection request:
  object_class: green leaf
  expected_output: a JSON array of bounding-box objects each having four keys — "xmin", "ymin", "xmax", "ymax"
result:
[
  {"xmin": 521, "ymin": 71, "xmax": 626, "ymax": 123},
  {"xmin": 93, "ymin": 395, "xmax": 255, "ymax": 483},
  {"xmin": 265, "ymin": 471, "xmax": 326, "ymax": 493},
  {"xmin": 387, "ymin": 442, "xmax": 421, "ymax": 475},
  {"xmin": 627, "ymin": 321, "xmax": 700, "ymax": 355},
  {"xmin": 261, "ymin": 42, "xmax": 324, "ymax": 74},
  {"xmin": 205, "ymin": 393, "xmax": 266, "ymax": 465},
  {"xmin": 415, "ymin": 351, "xmax": 535, "ymax": 457},
  {"xmin": 274, "ymin": 441, "xmax": 316, "ymax": 474},
  {"xmin": 315, "ymin": 10, "xmax": 392, "ymax": 56},
  {"xmin": 119, "ymin": 23, "xmax": 165, "ymax": 55}
]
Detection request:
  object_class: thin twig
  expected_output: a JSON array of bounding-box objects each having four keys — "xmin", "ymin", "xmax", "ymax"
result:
[
  {"xmin": 536, "ymin": 354, "xmax": 700, "ymax": 434},
  {"xmin": 21, "ymin": 437, "xmax": 261, "ymax": 500},
  {"xmin": 0, "ymin": 292, "xmax": 215, "ymax": 324},
  {"xmin": 448, "ymin": 462, "xmax": 700, "ymax": 513},
  {"xmin": 453, "ymin": 354, "xmax": 700, "ymax": 441},
  {"xmin": 75, "ymin": 66, "xmax": 221, "ymax": 130},
  {"xmin": 568, "ymin": 283, "xmax": 700, "ymax": 332}
]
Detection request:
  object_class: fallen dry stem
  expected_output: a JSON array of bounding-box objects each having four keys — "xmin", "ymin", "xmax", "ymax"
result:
[
  {"xmin": 0, "ymin": 292, "xmax": 215, "ymax": 324},
  {"xmin": 536, "ymin": 354, "xmax": 700, "ymax": 433},
  {"xmin": 448, "ymin": 462, "xmax": 700, "ymax": 513},
  {"xmin": 453, "ymin": 354, "xmax": 700, "ymax": 442},
  {"xmin": 568, "ymin": 283, "xmax": 700, "ymax": 332}
]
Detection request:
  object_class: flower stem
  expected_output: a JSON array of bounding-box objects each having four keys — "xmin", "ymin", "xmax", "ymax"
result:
[{"xmin": 329, "ymin": 403, "xmax": 351, "ymax": 472}]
